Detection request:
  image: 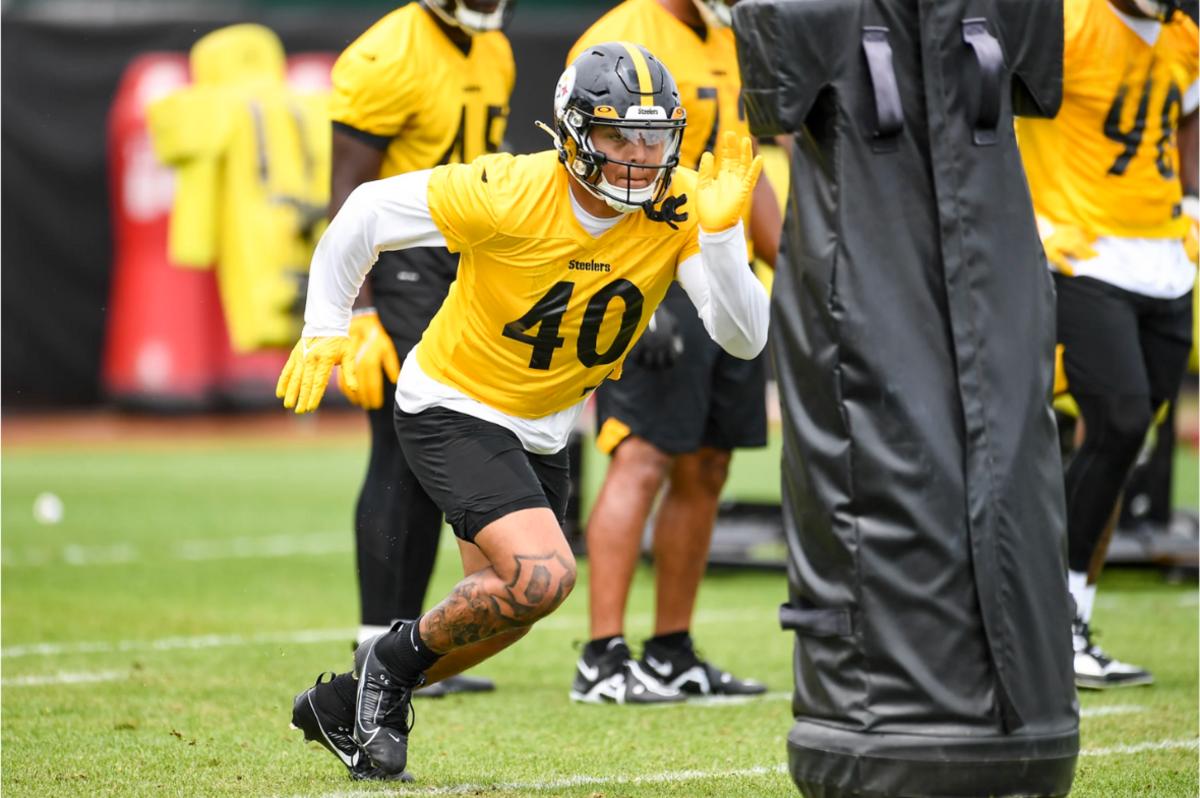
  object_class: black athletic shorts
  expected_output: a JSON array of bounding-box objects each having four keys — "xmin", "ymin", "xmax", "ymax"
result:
[
  {"xmin": 594, "ymin": 282, "xmax": 768, "ymax": 455},
  {"xmin": 371, "ymin": 248, "xmax": 457, "ymax": 355},
  {"xmin": 393, "ymin": 405, "xmax": 571, "ymax": 542},
  {"xmin": 1054, "ymin": 273, "xmax": 1193, "ymax": 400}
]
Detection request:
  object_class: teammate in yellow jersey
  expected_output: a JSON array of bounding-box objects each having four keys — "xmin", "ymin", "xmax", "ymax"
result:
[
  {"xmin": 277, "ymin": 43, "xmax": 769, "ymax": 777},
  {"xmin": 566, "ymin": 0, "xmax": 779, "ymax": 704},
  {"xmin": 284, "ymin": 0, "xmax": 513, "ymax": 783},
  {"xmin": 1017, "ymin": 0, "xmax": 1198, "ymax": 690}
]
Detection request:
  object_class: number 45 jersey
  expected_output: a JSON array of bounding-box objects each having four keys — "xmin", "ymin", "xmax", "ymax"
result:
[
  {"xmin": 330, "ymin": 3, "xmax": 513, "ymax": 178},
  {"xmin": 418, "ymin": 151, "xmax": 701, "ymax": 419},
  {"xmin": 1017, "ymin": 0, "xmax": 1198, "ymax": 240}
]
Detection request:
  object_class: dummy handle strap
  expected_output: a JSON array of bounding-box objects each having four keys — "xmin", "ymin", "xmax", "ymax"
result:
[
  {"xmin": 962, "ymin": 18, "xmax": 1004, "ymax": 145},
  {"xmin": 861, "ymin": 26, "xmax": 904, "ymax": 150}
]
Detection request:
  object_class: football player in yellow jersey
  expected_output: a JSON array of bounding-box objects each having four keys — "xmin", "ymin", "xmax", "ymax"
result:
[
  {"xmin": 276, "ymin": 43, "xmax": 768, "ymax": 777},
  {"xmin": 565, "ymin": 0, "xmax": 778, "ymax": 704},
  {"xmin": 1017, "ymin": 0, "xmax": 1198, "ymax": 690},
  {"xmin": 285, "ymin": 0, "xmax": 513, "ymax": 783}
]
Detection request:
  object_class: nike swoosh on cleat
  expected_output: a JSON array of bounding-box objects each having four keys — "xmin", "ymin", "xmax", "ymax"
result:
[
  {"xmin": 387, "ymin": 732, "xmax": 402, "ymax": 743},
  {"xmin": 644, "ymin": 655, "xmax": 673, "ymax": 678},
  {"xmin": 308, "ymin": 694, "xmax": 355, "ymax": 767},
  {"xmin": 576, "ymin": 660, "xmax": 600, "ymax": 682}
]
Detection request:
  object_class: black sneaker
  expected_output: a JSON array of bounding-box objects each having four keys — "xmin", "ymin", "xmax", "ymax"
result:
[
  {"xmin": 641, "ymin": 635, "xmax": 768, "ymax": 696},
  {"xmin": 569, "ymin": 638, "xmax": 685, "ymax": 705},
  {"xmin": 353, "ymin": 631, "xmax": 422, "ymax": 775},
  {"xmin": 1072, "ymin": 617, "xmax": 1153, "ymax": 690},
  {"xmin": 414, "ymin": 673, "xmax": 497, "ymax": 698},
  {"xmin": 290, "ymin": 672, "xmax": 413, "ymax": 782}
]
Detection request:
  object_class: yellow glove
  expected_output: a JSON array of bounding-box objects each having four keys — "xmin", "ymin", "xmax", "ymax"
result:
[
  {"xmin": 1036, "ymin": 215, "xmax": 1097, "ymax": 275},
  {"xmin": 696, "ymin": 130, "xmax": 764, "ymax": 234},
  {"xmin": 276, "ymin": 336, "xmax": 357, "ymax": 414},
  {"xmin": 337, "ymin": 311, "xmax": 401, "ymax": 410}
]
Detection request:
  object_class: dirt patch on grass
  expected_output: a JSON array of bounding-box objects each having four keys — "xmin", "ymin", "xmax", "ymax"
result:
[{"xmin": 2, "ymin": 409, "xmax": 366, "ymax": 449}]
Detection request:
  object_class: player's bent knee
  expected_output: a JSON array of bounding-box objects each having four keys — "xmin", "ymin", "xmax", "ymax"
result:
[{"xmin": 611, "ymin": 439, "xmax": 672, "ymax": 495}]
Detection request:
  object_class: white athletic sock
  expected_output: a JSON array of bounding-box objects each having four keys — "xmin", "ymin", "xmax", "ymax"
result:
[
  {"xmin": 1067, "ymin": 570, "xmax": 1089, "ymax": 621},
  {"xmin": 1080, "ymin": 582, "xmax": 1097, "ymax": 624},
  {"xmin": 356, "ymin": 624, "xmax": 392, "ymax": 646}
]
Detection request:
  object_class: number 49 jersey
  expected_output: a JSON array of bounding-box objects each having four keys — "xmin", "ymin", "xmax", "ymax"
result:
[
  {"xmin": 417, "ymin": 151, "xmax": 701, "ymax": 419},
  {"xmin": 1017, "ymin": 0, "xmax": 1198, "ymax": 240},
  {"xmin": 330, "ymin": 4, "xmax": 514, "ymax": 178}
]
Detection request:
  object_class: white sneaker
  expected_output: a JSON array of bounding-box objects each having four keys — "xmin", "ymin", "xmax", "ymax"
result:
[
  {"xmin": 569, "ymin": 638, "xmax": 686, "ymax": 705},
  {"xmin": 1072, "ymin": 617, "xmax": 1153, "ymax": 690}
]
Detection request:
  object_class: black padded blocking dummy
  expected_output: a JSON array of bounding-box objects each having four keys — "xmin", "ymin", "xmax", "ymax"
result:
[{"xmin": 734, "ymin": 1, "xmax": 1079, "ymax": 795}]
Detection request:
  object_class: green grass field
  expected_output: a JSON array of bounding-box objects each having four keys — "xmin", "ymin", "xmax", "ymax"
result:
[{"xmin": 2, "ymin": 422, "xmax": 1197, "ymax": 797}]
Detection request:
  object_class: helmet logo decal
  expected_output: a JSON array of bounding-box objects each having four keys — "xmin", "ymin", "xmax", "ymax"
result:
[{"xmin": 554, "ymin": 66, "xmax": 576, "ymax": 117}]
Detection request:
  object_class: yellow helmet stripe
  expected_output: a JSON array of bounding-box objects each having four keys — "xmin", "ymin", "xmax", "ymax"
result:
[{"xmin": 618, "ymin": 41, "xmax": 654, "ymax": 106}]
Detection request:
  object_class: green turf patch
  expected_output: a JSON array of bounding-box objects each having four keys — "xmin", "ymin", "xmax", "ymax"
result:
[{"xmin": 2, "ymin": 439, "xmax": 1196, "ymax": 797}]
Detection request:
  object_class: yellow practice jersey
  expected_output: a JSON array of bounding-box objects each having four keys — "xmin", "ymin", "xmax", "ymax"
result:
[
  {"xmin": 1017, "ymin": 0, "xmax": 1198, "ymax": 239},
  {"xmin": 568, "ymin": 0, "xmax": 752, "ymax": 251},
  {"xmin": 330, "ymin": 3, "xmax": 515, "ymax": 178},
  {"xmin": 418, "ymin": 150, "xmax": 702, "ymax": 418}
]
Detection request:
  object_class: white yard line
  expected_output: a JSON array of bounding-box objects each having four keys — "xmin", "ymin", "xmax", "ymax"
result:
[
  {"xmin": 0, "ymin": 606, "xmax": 784, "ymax": 659},
  {"xmin": 2, "ymin": 670, "xmax": 127, "ymax": 686},
  {"xmin": 296, "ymin": 763, "xmax": 790, "ymax": 797},
  {"xmin": 2, "ymin": 533, "xmax": 350, "ymax": 567},
  {"xmin": 1080, "ymin": 738, "xmax": 1199, "ymax": 757},
  {"xmin": 297, "ymin": 738, "xmax": 1200, "ymax": 797},
  {"xmin": 1079, "ymin": 704, "xmax": 1144, "ymax": 718},
  {"xmin": 1, "ymin": 628, "xmax": 354, "ymax": 658}
]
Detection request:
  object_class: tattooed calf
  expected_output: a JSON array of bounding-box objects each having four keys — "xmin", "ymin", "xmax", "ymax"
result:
[{"xmin": 422, "ymin": 551, "xmax": 575, "ymax": 650}]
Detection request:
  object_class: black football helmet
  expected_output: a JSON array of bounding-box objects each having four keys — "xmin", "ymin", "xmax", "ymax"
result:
[
  {"xmin": 541, "ymin": 41, "xmax": 686, "ymax": 214},
  {"xmin": 424, "ymin": 0, "xmax": 515, "ymax": 34}
]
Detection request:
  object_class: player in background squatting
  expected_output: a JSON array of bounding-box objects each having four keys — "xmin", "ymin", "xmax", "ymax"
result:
[
  {"xmin": 1017, "ymin": 0, "xmax": 1198, "ymax": 689},
  {"xmin": 567, "ymin": 0, "xmax": 780, "ymax": 705},
  {"xmin": 276, "ymin": 42, "xmax": 769, "ymax": 779},
  {"xmin": 286, "ymin": 0, "xmax": 513, "ymax": 783}
]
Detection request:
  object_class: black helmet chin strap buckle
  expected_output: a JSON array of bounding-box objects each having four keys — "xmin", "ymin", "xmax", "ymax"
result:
[{"xmin": 643, "ymin": 193, "xmax": 689, "ymax": 230}]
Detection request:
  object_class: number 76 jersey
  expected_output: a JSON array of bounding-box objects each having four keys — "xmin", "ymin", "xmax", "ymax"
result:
[
  {"xmin": 416, "ymin": 150, "xmax": 700, "ymax": 419},
  {"xmin": 1017, "ymin": 0, "xmax": 1198, "ymax": 240}
]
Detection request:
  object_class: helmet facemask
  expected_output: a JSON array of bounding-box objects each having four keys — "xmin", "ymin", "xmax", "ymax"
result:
[
  {"xmin": 563, "ymin": 111, "xmax": 684, "ymax": 213},
  {"xmin": 425, "ymin": 0, "xmax": 515, "ymax": 34}
]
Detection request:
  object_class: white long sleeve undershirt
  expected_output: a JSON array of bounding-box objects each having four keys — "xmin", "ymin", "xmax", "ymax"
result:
[{"xmin": 302, "ymin": 169, "xmax": 769, "ymax": 454}]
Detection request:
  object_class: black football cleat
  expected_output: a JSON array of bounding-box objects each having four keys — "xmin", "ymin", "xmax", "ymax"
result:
[
  {"xmin": 641, "ymin": 635, "xmax": 768, "ymax": 696},
  {"xmin": 353, "ymin": 631, "xmax": 421, "ymax": 775},
  {"xmin": 290, "ymin": 672, "xmax": 413, "ymax": 782}
]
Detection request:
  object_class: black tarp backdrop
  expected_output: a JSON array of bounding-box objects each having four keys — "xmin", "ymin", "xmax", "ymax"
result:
[
  {"xmin": 735, "ymin": 0, "xmax": 1079, "ymax": 795},
  {"xmin": 1, "ymin": 5, "xmax": 595, "ymax": 407}
]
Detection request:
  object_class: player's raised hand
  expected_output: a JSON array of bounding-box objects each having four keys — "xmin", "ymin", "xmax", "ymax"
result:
[
  {"xmin": 696, "ymin": 130, "xmax": 763, "ymax": 234},
  {"xmin": 276, "ymin": 336, "xmax": 358, "ymax": 414},
  {"xmin": 337, "ymin": 311, "xmax": 401, "ymax": 410}
]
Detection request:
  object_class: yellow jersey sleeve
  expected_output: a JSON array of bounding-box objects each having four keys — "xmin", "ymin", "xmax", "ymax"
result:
[
  {"xmin": 426, "ymin": 155, "xmax": 503, "ymax": 253},
  {"xmin": 329, "ymin": 8, "xmax": 419, "ymax": 138}
]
